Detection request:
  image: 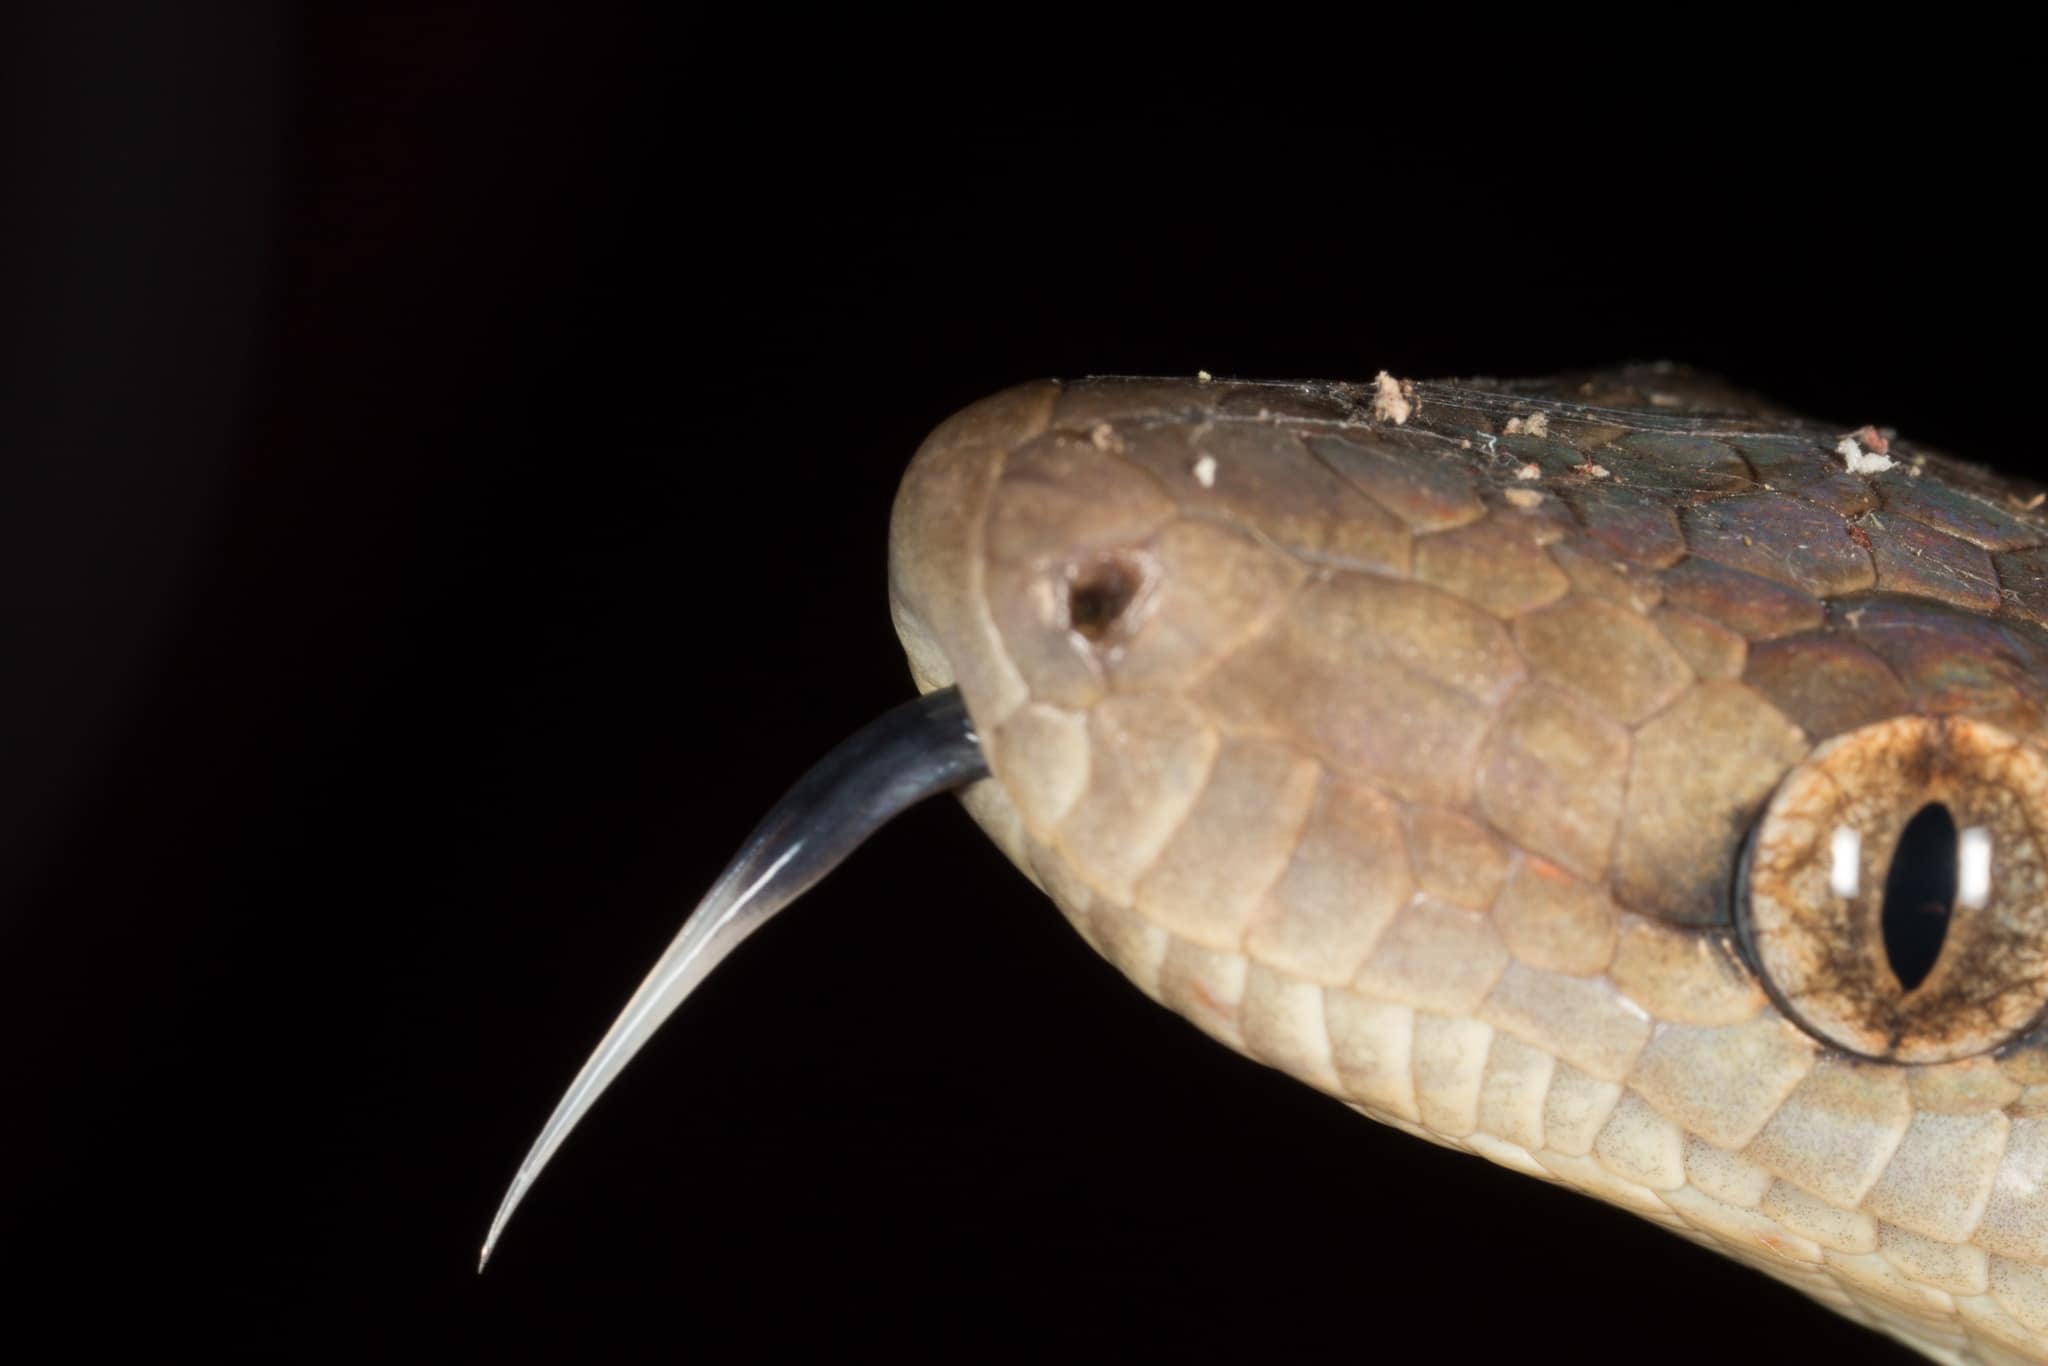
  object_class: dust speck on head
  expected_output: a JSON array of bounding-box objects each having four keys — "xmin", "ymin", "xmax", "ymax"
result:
[
  {"xmin": 1514, "ymin": 462, "xmax": 1541, "ymax": 481},
  {"xmin": 1504, "ymin": 412, "xmax": 1549, "ymax": 438},
  {"xmin": 1089, "ymin": 422, "xmax": 1124, "ymax": 452},
  {"xmin": 1837, "ymin": 436, "xmax": 1896, "ymax": 475},
  {"xmin": 1191, "ymin": 454, "xmax": 1217, "ymax": 488},
  {"xmin": 1371, "ymin": 371, "xmax": 1414, "ymax": 425}
]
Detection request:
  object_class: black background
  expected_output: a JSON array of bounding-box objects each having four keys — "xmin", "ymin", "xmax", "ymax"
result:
[{"xmin": 1, "ymin": 9, "xmax": 2027, "ymax": 1362}]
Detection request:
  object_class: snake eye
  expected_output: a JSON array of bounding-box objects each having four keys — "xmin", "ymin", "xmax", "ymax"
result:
[{"xmin": 1740, "ymin": 715, "xmax": 2048, "ymax": 1063}]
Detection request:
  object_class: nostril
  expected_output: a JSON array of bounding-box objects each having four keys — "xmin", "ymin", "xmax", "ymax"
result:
[{"xmin": 1066, "ymin": 553, "xmax": 1146, "ymax": 641}]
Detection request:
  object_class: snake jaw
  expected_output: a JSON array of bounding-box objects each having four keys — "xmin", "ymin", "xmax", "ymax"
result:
[{"xmin": 478, "ymin": 686, "xmax": 987, "ymax": 1269}]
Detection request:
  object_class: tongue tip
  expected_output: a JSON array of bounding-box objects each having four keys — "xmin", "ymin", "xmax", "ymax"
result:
[{"xmin": 476, "ymin": 687, "xmax": 988, "ymax": 1265}]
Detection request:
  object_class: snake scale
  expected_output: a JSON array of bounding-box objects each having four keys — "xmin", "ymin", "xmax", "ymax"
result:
[{"xmin": 493, "ymin": 365, "xmax": 2048, "ymax": 1363}]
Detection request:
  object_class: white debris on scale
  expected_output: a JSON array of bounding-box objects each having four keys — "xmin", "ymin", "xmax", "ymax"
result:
[{"xmin": 1838, "ymin": 436, "xmax": 1896, "ymax": 475}]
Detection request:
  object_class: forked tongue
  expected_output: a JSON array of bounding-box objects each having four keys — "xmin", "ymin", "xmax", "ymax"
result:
[{"xmin": 479, "ymin": 686, "xmax": 986, "ymax": 1268}]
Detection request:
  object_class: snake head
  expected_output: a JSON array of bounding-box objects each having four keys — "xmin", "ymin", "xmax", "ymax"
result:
[
  {"xmin": 888, "ymin": 373, "xmax": 2048, "ymax": 1363},
  {"xmin": 493, "ymin": 369, "xmax": 2048, "ymax": 1363}
]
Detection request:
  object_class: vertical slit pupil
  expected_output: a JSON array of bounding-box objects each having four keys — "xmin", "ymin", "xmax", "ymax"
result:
[{"xmin": 1882, "ymin": 803, "xmax": 1958, "ymax": 992}]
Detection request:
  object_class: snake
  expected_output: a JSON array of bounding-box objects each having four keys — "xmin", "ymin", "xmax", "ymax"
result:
[{"xmin": 483, "ymin": 364, "xmax": 2048, "ymax": 1364}]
